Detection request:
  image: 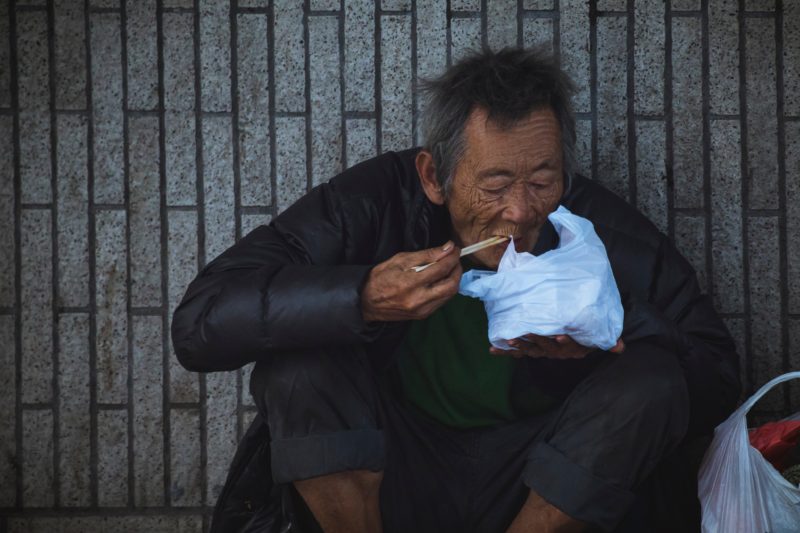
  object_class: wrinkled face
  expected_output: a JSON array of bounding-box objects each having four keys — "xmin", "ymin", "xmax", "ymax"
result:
[{"xmin": 446, "ymin": 106, "xmax": 564, "ymax": 269}]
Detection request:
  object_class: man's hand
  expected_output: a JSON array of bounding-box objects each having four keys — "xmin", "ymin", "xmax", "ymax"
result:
[
  {"xmin": 489, "ymin": 334, "xmax": 625, "ymax": 359},
  {"xmin": 361, "ymin": 241, "xmax": 463, "ymax": 322}
]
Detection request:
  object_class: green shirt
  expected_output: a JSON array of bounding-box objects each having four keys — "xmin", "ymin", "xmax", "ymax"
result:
[{"xmin": 396, "ymin": 291, "xmax": 555, "ymax": 429}]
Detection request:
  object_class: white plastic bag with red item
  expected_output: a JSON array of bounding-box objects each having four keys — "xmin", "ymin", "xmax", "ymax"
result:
[{"xmin": 698, "ymin": 371, "xmax": 800, "ymax": 533}]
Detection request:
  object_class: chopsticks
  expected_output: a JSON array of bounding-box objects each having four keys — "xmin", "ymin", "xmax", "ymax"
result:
[{"xmin": 411, "ymin": 235, "xmax": 510, "ymax": 272}]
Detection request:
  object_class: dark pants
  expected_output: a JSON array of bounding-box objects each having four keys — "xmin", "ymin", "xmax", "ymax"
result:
[{"xmin": 250, "ymin": 341, "xmax": 695, "ymax": 532}]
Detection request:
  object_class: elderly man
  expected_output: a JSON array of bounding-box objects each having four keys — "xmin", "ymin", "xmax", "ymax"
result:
[{"xmin": 172, "ymin": 48, "xmax": 740, "ymax": 532}]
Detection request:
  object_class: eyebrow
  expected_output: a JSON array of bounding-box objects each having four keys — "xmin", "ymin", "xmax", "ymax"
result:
[{"xmin": 476, "ymin": 160, "xmax": 555, "ymax": 180}]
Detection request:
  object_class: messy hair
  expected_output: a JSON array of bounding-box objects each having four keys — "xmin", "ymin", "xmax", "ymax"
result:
[{"xmin": 419, "ymin": 47, "xmax": 577, "ymax": 195}]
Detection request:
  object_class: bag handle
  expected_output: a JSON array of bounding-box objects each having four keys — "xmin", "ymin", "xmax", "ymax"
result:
[{"xmin": 736, "ymin": 371, "xmax": 800, "ymax": 417}]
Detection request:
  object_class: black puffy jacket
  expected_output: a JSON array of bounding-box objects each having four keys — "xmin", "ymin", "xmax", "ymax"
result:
[{"xmin": 171, "ymin": 148, "xmax": 741, "ymax": 531}]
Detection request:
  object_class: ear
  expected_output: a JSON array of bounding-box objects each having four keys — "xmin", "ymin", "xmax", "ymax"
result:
[{"xmin": 415, "ymin": 149, "xmax": 446, "ymax": 205}]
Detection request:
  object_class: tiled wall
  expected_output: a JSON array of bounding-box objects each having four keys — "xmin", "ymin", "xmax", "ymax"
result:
[{"xmin": 0, "ymin": 0, "xmax": 798, "ymax": 530}]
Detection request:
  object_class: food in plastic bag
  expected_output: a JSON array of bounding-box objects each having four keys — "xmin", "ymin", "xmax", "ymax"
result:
[
  {"xmin": 749, "ymin": 420, "xmax": 800, "ymax": 472},
  {"xmin": 458, "ymin": 205, "xmax": 623, "ymax": 351},
  {"xmin": 698, "ymin": 371, "xmax": 800, "ymax": 533}
]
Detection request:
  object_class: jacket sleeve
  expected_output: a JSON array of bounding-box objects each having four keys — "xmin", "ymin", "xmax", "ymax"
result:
[
  {"xmin": 170, "ymin": 178, "xmax": 383, "ymax": 373},
  {"xmin": 620, "ymin": 234, "xmax": 741, "ymax": 437}
]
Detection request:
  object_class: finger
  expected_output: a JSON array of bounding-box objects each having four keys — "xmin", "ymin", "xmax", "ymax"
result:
[
  {"xmin": 404, "ymin": 241, "xmax": 457, "ymax": 269},
  {"xmin": 423, "ymin": 261, "xmax": 463, "ymax": 301},
  {"xmin": 609, "ymin": 338, "xmax": 625, "ymax": 353},
  {"xmin": 409, "ymin": 246, "xmax": 462, "ymax": 284},
  {"xmin": 490, "ymin": 343, "xmax": 524, "ymax": 358},
  {"xmin": 520, "ymin": 334, "xmax": 558, "ymax": 350}
]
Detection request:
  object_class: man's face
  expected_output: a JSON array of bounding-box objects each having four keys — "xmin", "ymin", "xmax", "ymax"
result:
[{"xmin": 445, "ymin": 106, "xmax": 564, "ymax": 269}]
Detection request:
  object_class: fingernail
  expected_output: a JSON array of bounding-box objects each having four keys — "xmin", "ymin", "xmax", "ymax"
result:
[{"xmin": 442, "ymin": 241, "xmax": 453, "ymax": 252}]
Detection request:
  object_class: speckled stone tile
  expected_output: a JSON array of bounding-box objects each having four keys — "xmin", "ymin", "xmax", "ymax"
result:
[{"xmin": 310, "ymin": 16, "xmax": 343, "ymax": 187}]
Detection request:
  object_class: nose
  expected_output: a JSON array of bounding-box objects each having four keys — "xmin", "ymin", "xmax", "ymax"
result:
[{"xmin": 501, "ymin": 187, "xmax": 535, "ymax": 225}]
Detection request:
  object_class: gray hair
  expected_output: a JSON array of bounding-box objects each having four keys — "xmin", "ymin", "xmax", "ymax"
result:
[{"xmin": 419, "ymin": 47, "xmax": 577, "ymax": 195}]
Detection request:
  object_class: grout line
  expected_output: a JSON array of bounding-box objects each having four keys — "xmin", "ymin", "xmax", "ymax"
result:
[
  {"xmin": 665, "ymin": 0, "xmax": 675, "ymax": 241},
  {"xmin": 55, "ymin": 306, "xmax": 91, "ymax": 313},
  {"xmin": 230, "ymin": 0, "xmax": 245, "ymax": 447},
  {"xmin": 304, "ymin": 0, "xmax": 312, "ymax": 193},
  {"xmin": 445, "ymin": 0, "xmax": 452, "ymax": 68},
  {"xmin": 240, "ymin": 205, "xmax": 271, "ymax": 214},
  {"xmin": 411, "ymin": 0, "xmax": 418, "ymax": 144},
  {"xmin": 375, "ymin": 3, "xmax": 382, "ymax": 153},
  {"xmin": 308, "ymin": 9, "xmax": 339, "ymax": 16},
  {"xmin": 738, "ymin": 0, "xmax": 754, "ymax": 396},
  {"xmin": 709, "ymin": 113, "xmax": 741, "ymax": 120},
  {"xmin": 19, "ymin": 403, "xmax": 55, "ymax": 411},
  {"xmin": 747, "ymin": 208, "xmax": 783, "ymax": 216},
  {"xmin": 480, "ymin": 0, "xmax": 487, "ymax": 48},
  {"xmin": 120, "ymin": 0, "xmax": 136, "ymax": 509},
  {"xmin": 125, "ymin": 109, "xmax": 160, "ymax": 117},
  {"xmin": 673, "ymin": 206, "xmax": 707, "ymax": 215},
  {"xmin": 516, "ymin": 0, "xmax": 523, "ymax": 47},
  {"xmin": 236, "ymin": 6, "xmax": 269, "ymax": 15},
  {"xmin": 88, "ymin": 7, "xmax": 121, "ymax": 14},
  {"xmin": 192, "ymin": 0, "xmax": 209, "ymax": 510},
  {"xmin": 590, "ymin": 0, "xmax": 598, "ymax": 182},
  {"xmin": 20, "ymin": 203, "xmax": 53, "ymax": 209},
  {"xmin": 230, "ymin": 2, "xmax": 242, "ymax": 243},
  {"xmin": 53, "ymin": 108, "xmax": 89, "ymax": 115},
  {"xmin": 774, "ymin": 0, "xmax": 790, "ymax": 406},
  {"xmin": 701, "ymin": 0, "xmax": 714, "ymax": 319},
  {"xmin": 96, "ymin": 403, "xmax": 129, "ymax": 410},
  {"xmin": 625, "ymin": 0, "xmax": 636, "ymax": 207},
  {"xmin": 83, "ymin": 0, "xmax": 99, "ymax": 509},
  {"xmin": 165, "ymin": 205, "xmax": 199, "ymax": 211},
  {"xmin": 155, "ymin": 0, "xmax": 171, "ymax": 507},
  {"xmin": 268, "ymin": 0, "xmax": 277, "ymax": 215},
  {"xmin": 553, "ymin": 0, "xmax": 561, "ymax": 62},
  {"xmin": 670, "ymin": 10, "xmax": 701, "ymax": 17},
  {"xmin": 46, "ymin": 0, "xmax": 61, "ymax": 508},
  {"xmin": 449, "ymin": 10, "xmax": 481, "ymax": 19},
  {"xmin": 595, "ymin": 10, "xmax": 626, "ymax": 17},
  {"xmin": 339, "ymin": 0, "xmax": 347, "ymax": 170}
]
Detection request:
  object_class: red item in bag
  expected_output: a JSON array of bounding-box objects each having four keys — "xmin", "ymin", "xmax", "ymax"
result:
[{"xmin": 748, "ymin": 420, "xmax": 800, "ymax": 472}]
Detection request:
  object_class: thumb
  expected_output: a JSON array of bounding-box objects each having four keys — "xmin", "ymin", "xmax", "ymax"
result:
[{"xmin": 424, "ymin": 240, "xmax": 456, "ymax": 262}]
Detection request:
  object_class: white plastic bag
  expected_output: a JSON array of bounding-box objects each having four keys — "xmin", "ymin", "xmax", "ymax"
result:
[
  {"xmin": 698, "ymin": 371, "xmax": 800, "ymax": 533},
  {"xmin": 458, "ymin": 205, "xmax": 623, "ymax": 350}
]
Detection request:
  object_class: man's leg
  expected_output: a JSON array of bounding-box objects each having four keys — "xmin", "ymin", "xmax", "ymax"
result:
[
  {"xmin": 250, "ymin": 346, "xmax": 385, "ymax": 532},
  {"xmin": 294, "ymin": 470, "xmax": 383, "ymax": 533},
  {"xmin": 519, "ymin": 341, "xmax": 691, "ymax": 532},
  {"xmin": 506, "ymin": 490, "xmax": 586, "ymax": 533}
]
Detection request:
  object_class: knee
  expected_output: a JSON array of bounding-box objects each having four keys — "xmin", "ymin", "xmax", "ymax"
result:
[
  {"xmin": 603, "ymin": 344, "xmax": 690, "ymax": 437},
  {"xmin": 249, "ymin": 347, "xmax": 365, "ymax": 416}
]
